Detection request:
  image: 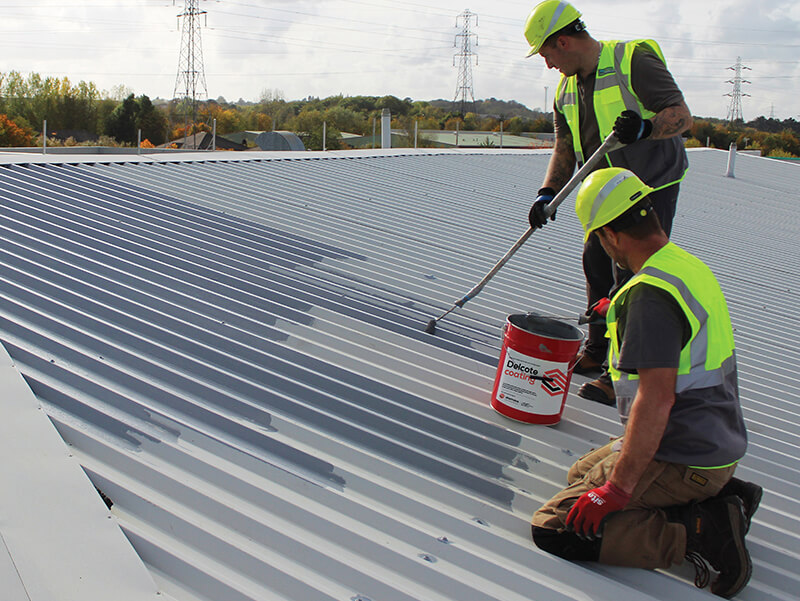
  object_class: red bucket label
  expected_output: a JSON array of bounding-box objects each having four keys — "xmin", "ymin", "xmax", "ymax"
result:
[{"xmin": 494, "ymin": 346, "xmax": 571, "ymax": 416}]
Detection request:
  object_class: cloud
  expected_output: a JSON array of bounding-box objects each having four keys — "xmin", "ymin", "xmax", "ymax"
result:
[{"xmin": 0, "ymin": 0, "xmax": 797, "ymax": 119}]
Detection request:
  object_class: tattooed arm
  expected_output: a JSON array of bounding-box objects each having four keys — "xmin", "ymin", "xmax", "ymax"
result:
[
  {"xmin": 649, "ymin": 99, "xmax": 693, "ymax": 140},
  {"xmin": 542, "ymin": 127, "xmax": 577, "ymax": 192}
]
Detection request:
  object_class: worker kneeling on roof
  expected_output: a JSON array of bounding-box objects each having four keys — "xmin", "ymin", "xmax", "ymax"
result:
[{"xmin": 530, "ymin": 167, "xmax": 761, "ymax": 599}]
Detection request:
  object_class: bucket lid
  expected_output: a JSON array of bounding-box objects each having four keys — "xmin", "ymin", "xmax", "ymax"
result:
[{"xmin": 508, "ymin": 313, "xmax": 584, "ymax": 342}]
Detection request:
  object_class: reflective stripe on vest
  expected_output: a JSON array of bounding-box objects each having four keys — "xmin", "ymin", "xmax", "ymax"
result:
[
  {"xmin": 607, "ymin": 242, "xmax": 736, "ymax": 397},
  {"xmin": 555, "ymin": 39, "xmax": 664, "ymax": 166}
]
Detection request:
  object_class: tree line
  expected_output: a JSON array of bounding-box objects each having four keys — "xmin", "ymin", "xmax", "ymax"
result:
[
  {"xmin": 0, "ymin": 74, "xmax": 553, "ymax": 150},
  {"xmin": 0, "ymin": 70, "xmax": 798, "ymax": 156},
  {"xmin": 687, "ymin": 117, "xmax": 800, "ymax": 158}
]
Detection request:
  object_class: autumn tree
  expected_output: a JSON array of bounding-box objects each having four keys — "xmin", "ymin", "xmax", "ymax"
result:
[
  {"xmin": 689, "ymin": 120, "xmax": 736, "ymax": 149},
  {"xmin": 443, "ymin": 116, "xmax": 463, "ymax": 131},
  {"xmin": 462, "ymin": 112, "xmax": 481, "ymax": 131},
  {"xmin": 0, "ymin": 113, "xmax": 35, "ymax": 146},
  {"xmin": 201, "ymin": 102, "xmax": 244, "ymax": 134},
  {"xmin": 530, "ymin": 117, "xmax": 554, "ymax": 133},
  {"xmin": 169, "ymin": 121, "xmax": 210, "ymax": 141},
  {"xmin": 689, "ymin": 120, "xmax": 717, "ymax": 146},
  {"xmin": 751, "ymin": 129, "xmax": 800, "ymax": 157},
  {"xmin": 506, "ymin": 116, "xmax": 525, "ymax": 135},
  {"xmin": 255, "ymin": 112, "xmax": 273, "ymax": 131}
]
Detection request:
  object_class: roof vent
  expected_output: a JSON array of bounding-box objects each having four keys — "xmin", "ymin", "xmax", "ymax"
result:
[
  {"xmin": 725, "ymin": 142, "xmax": 737, "ymax": 178},
  {"xmin": 381, "ymin": 108, "xmax": 391, "ymax": 149}
]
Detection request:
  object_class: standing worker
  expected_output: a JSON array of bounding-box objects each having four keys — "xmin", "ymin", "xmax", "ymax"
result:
[
  {"xmin": 524, "ymin": 0, "xmax": 693, "ymax": 406},
  {"xmin": 530, "ymin": 168, "xmax": 761, "ymax": 598}
]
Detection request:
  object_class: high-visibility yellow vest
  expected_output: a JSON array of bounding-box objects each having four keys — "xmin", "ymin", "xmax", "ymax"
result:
[
  {"xmin": 606, "ymin": 242, "xmax": 747, "ymax": 468},
  {"xmin": 607, "ymin": 242, "xmax": 736, "ymax": 393},
  {"xmin": 555, "ymin": 39, "xmax": 687, "ymax": 190},
  {"xmin": 606, "ymin": 242, "xmax": 747, "ymax": 469}
]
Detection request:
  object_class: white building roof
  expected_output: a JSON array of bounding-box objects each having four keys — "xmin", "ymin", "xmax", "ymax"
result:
[{"xmin": 0, "ymin": 147, "xmax": 797, "ymax": 601}]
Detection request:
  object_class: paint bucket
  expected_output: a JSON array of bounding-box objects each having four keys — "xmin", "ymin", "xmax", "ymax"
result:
[{"xmin": 491, "ymin": 313, "xmax": 585, "ymax": 425}]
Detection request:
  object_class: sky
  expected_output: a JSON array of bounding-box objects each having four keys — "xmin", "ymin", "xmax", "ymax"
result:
[{"xmin": 1, "ymin": 0, "xmax": 799, "ymax": 120}]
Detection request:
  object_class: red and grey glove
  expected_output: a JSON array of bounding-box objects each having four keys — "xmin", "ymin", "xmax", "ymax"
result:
[
  {"xmin": 565, "ymin": 481, "xmax": 631, "ymax": 540},
  {"xmin": 578, "ymin": 297, "xmax": 611, "ymax": 325}
]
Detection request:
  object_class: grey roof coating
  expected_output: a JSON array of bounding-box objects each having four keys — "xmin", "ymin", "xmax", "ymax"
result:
[
  {"xmin": 0, "ymin": 343, "xmax": 159, "ymax": 601},
  {"xmin": 0, "ymin": 148, "xmax": 798, "ymax": 601}
]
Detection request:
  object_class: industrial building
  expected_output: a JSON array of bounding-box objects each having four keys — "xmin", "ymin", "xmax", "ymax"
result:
[{"xmin": 0, "ymin": 145, "xmax": 797, "ymax": 601}]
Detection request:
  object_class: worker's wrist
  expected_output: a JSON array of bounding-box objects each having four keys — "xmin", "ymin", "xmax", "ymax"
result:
[
  {"xmin": 604, "ymin": 480, "xmax": 634, "ymax": 502},
  {"xmin": 641, "ymin": 119, "xmax": 653, "ymax": 140}
]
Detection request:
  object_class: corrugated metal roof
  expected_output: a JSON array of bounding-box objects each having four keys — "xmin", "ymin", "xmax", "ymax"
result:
[
  {"xmin": 0, "ymin": 148, "xmax": 798, "ymax": 601},
  {"xmin": 0, "ymin": 343, "xmax": 159, "ymax": 601}
]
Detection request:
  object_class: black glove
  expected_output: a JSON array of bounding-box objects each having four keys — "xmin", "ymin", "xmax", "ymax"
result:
[
  {"xmin": 529, "ymin": 187, "xmax": 556, "ymax": 229},
  {"xmin": 613, "ymin": 110, "xmax": 653, "ymax": 144}
]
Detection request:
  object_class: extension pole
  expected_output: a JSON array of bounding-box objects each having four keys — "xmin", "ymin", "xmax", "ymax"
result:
[{"xmin": 425, "ymin": 132, "xmax": 623, "ymax": 334}]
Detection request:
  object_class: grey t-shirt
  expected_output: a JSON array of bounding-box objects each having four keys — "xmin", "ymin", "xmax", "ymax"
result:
[
  {"xmin": 554, "ymin": 44, "xmax": 689, "ymax": 187},
  {"xmin": 615, "ymin": 283, "xmax": 747, "ymax": 466},
  {"xmin": 616, "ymin": 283, "xmax": 689, "ymax": 371}
]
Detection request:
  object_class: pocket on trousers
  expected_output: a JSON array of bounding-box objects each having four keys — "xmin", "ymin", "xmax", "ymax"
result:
[{"xmin": 682, "ymin": 465, "xmax": 733, "ymax": 497}]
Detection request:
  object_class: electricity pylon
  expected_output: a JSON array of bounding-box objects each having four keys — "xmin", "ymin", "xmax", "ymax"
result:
[
  {"xmin": 453, "ymin": 9, "xmax": 478, "ymax": 117},
  {"xmin": 173, "ymin": 0, "xmax": 209, "ymax": 148},
  {"xmin": 725, "ymin": 57, "xmax": 751, "ymax": 125}
]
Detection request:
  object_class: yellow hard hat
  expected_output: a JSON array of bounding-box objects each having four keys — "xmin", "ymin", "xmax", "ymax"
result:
[
  {"xmin": 575, "ymin": 168, "xmax": 654, "ymax": 241},
  {"xmin": 524, "ymin": 0, "xmax": 582, "ymax": 57}
]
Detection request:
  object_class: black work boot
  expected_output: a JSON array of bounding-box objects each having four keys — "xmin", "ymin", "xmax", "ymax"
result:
[
  {"xmin": 672, "ymin": 496, "xmax": 752, "ymax": 598},
  {"xmin": 717, "ymin": 477, "xmax": 763, "ymax": 533}
]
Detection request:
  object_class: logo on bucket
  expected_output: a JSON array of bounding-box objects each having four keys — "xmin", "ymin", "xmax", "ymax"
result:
[
  {"xmin": 494, "ymin": 347, "xmax": 571, "ymax": 416},
  {"xmin": 541, "ymin": 369, "xmax": 568, "ymax": 396}
]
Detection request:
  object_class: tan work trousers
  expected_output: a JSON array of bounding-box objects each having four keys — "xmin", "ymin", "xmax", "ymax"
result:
[{"xmin": 532, "ymin": 439, "xmax": 736, "ymax": 569}]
